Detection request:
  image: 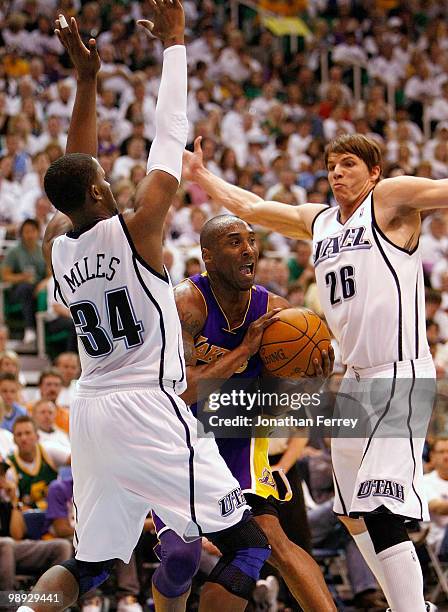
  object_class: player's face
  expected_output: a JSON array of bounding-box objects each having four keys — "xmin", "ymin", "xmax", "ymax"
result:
[
  {"xmin": 209, "ymin": 224, "xmax": 259, "ymax": 290},
  {"xmin": 327, "ymin": 153, "xmax": 380, "ymax": 207}
]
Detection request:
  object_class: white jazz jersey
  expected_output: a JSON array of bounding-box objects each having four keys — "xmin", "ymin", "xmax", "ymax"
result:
[
  {"xmin": 51, "ymin": 214, "xmax": 186, "ymax": 393},
  {"xmin": 312, "ymin": 191, "xmax": 430, "ymax": 369}
]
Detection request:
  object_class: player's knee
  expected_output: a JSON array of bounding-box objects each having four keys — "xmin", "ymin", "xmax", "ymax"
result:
[
  {"xmin": 59, "ymin": 558, "xmax": 115, "ymax": 597},
  {"xmin": 153, "ymin": 531, "xmax": 201, "ymax": 597},
  {"xmin": 206, "ymin": 517, "xmax": 271, "ymax": 600},
  {"xmin": 364, "ymin": 511, "xmax": 409, "ymax": 554}
]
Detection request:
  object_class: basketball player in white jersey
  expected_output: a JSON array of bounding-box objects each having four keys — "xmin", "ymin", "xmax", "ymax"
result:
[
  {"xmin": 18, "ymin": 8, "xmax": 274, "ymax": 612},
  {"xmin": 182, "ymin": 133, "xmax": 441, "ymax": 612}
]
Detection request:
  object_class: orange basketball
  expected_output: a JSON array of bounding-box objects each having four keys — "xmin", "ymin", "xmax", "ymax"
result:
[{"xmin": 260, "ymin": 308, "xmax": 331, "ymax": 378}]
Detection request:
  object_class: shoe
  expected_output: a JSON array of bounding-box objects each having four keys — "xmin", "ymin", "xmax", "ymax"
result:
[
  {"xmin": 386, "ymin": 603, "xmax": 437, "ymax": 612},
  {"xmin": 81, "ymin": 595, "xmax": 102, "ymax": 612},
  {"xmin": 116, "ymin": 595, "xmax": 142, "ymax": 612}
]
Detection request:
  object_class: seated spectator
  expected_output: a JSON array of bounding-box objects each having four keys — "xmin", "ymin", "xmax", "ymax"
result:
[
  {"xmin": 0, "ymin": 373, "xmax": 26, "ymax": 432},
  {"xmin": 46, "ymin": 474, "xmax": 142, "ymax": 612},
  {"xmin": 0, "ymin": 400, "xmax": 14, "ymax": 459},
  {"xmin": 54, "ymin": 352, "xmax": 80, "ymax": 410},
  {"xmin": 0, "ymin": 350, "xmax": 26, "ymax": 387},
  {"xmin": 1, "ymin": 218, "xmax": 48, "ymax": 346},
  {"xmin": 423, "ymin": 435, "xmax": 448, "ymax": 558},
  {"xmin": 45, "ymin": 276, "xmax": 78, "ymax": 353},
  {"xmin": 31, "ymin": 369, "xmax": 69, "ymax": 434},
  {"xmin": 6, "ymin": 415, "xmax": 69, "ymax": 510},
  {"xmin": 32, "ymin": 400, "xmax": 70, "ymax": 453},
  {"xmin": 0, "ymin": 458, "xmax": 72, "ymax": 592}
]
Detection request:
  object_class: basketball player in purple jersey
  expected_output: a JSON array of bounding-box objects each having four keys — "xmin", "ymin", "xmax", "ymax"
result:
[
  {"xmin": 150, "ymin": 215, "xmax": 336, "ymax": 612},
  {"xmin": 18, "ymin": 9, "xmax": 275, "ymax": 612},
  {"xmin": 182, "ymin": 135, "xmax": 441, "ymax": 612}
]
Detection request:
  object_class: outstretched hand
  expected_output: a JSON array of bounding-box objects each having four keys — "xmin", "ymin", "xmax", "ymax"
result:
[
  {"xmin": 55, "ymin": 15, "xmax": 101, "ymax": 80},
  {"xmin": 137, "ymin": 0, "xmax": 185, "ymax": 44},
  {"xmin": 182, "ymin": 136, "xmax": 205, "ymax": 181}
]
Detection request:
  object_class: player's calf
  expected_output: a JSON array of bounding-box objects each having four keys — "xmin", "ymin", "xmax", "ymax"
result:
[{"xmin": 205, "ymin": 515, "xmax": 271, "ymax": 601}]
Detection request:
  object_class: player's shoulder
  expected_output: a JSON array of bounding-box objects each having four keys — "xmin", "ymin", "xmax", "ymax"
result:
[
  {"xmin": 267, "ymin": 291, "xmax": 290, "ymax": 309},
  {"xmin": 175, "ymin": 278, "xmax": 207, "ymax": 338},
  {"xmin": 174, "ymin": 277, "xmax": 207, "ymax": 313}
]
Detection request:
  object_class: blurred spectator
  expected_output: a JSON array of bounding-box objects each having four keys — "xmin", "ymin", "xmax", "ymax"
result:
[
  {"xmin": 0, "ymin": 458, "xmax": 72, "ymax": 592},
  {"xmin": 54, "ymin": 352, "xmax": 80, "ymax": 410},
  {"xmin": 36, "ymin": 369, "xmax": 69, "ymax": 434},
  {"xmin": 0, "ymin": 400, "xmax": 14, "ymax": 459},
  {"xmin": 6, "ymin": 415, "xmax": 69, "ymax": 510},
  {"xmin": 0, "ymin": 373, "xmax": 26, "ymax": 433},
  {"xmin": 2, "ymin": 218, "xmax": 48, "ymax": 346},
  {"xmin": 32, "ymin": 400, "xmax": 70, "ymax": 453}
]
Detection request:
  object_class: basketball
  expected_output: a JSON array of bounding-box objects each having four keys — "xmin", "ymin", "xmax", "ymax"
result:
[{"xmin": 260, "ymin": 308, "xmax": 331, "ymax": 378}]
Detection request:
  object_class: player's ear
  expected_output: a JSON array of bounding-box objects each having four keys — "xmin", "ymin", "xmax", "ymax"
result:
[
  {"xmin": 89, "ymin": 183, "xmax": 102, "ymax": 202},
  {"xmin": 202, "ymin": 247, "xmax": 212, "ymax": 267},
  {"xmin": 371, "ymin": 164, "xmax": 381, "ymax": 183}
]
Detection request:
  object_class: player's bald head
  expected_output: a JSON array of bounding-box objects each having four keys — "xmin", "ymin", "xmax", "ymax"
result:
[{"xmin": 200, "ymin": 214, "xmax": 251, "ymax": 250}]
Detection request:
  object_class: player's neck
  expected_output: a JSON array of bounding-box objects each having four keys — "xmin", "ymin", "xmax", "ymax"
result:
[
  {"xmin": 208, "ymin": 276, "xmax": 251, "ymax": 325},
  {"xmin": 70, "ymin": 211, "xmax": 115, "ymax": 233},
  {"xmin": 337, "ymin": 184, "xmax": 373, "ymax": 223}
]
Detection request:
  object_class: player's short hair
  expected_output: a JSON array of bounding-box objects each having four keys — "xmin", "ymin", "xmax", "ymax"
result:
[
  {"xmin": 325, "ymin": 134, "xmax": 383, "ymax": 177},
  {"xmin": 13, "ymin": 414, "xmax": 37, "ymax": 433},
  {"xmin": 44, "ymin": 153, "xmax": 98, "ymax": 214},
  {"xmin": 200, "ymin": 214, "xmax": 250, "ymax": 250}
]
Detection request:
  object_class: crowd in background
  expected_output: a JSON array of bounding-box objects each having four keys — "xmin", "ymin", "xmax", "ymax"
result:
[{"xmin": 1, "ymin": 0, "xmax": 448, "ymax": 609}]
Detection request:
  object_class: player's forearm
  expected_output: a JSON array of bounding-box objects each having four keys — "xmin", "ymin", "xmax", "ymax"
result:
[
  {"xmin": 66, "ymin": 77, "xmax": 98, "ymax": 156},
  {"xmin": 146, "ymin": 45, "xmax": 188, "ymax": 183},
  {"xmin": 194, "ymin": 166, "xmax": 262, "ymax": 221},
  {"xmin": 180, "ymin": 345, "xmax": 251, "ymax": 405}
]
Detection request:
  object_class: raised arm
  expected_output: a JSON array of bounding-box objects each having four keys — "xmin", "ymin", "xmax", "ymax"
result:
[
  {"xmin": 124, "ymin": 0, "xmax": 187, "ymax": 273},
  {"xmin": 183, "ymin": 137, "xmax": 327, "ymax": 239},
  {"xmin": 43, "ymin": 14, "xmax": 101, "ymax": 266},
  {"xmin": 375, "ymin": 175, "xmax": 448, "ymax": 213}
]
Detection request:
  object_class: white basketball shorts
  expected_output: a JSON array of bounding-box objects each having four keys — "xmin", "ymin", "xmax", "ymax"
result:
[
  {"xmin": 70, "ymin": 385, "xmax": 249, "ymax": 562},
  {"xmin": 332, "ymin": 355, "xmax": 435, "ymax": 521}
]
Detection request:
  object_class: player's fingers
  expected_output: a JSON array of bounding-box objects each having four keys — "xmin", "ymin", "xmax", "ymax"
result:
[
  {"xmin": 88, "ymin": 38, "xmax": 100, "ymax": 61},
  {"xmin": 260, "ymin": 307, "xmax": 283, "ymax": 321},
  {"xmin": 137, "ymin": 19, "xmax": 155, "ymax": 33},
  {"xmin": 194, "ymin": 136, "xmax": 203, "ymax": 153},
  {"xmin": 261, "ymin": 316, "xmax": 280, "ymax": 330},
  {"xmin": 320, "ymin": 349, "xmax": 331, "ymax": 377},
  {"xmin": 173, "ymin": 0, "xmax": 183, "ymax": 8},
  {"xmin": 313, "ymin": 357, "xmax": 323, "ymax": 377},
  {"xmin": 151, "ymin": 0, "xmax": 162, "ymax": 13},
  {"xmin": 328, "ymin": 344, "xmax": 335, "ymax": 368}
]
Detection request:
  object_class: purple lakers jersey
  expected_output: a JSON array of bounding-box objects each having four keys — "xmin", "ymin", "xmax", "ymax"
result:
[{"xmin": 189, "ymin": 273, "xmax": 278, "ymax": 496}]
